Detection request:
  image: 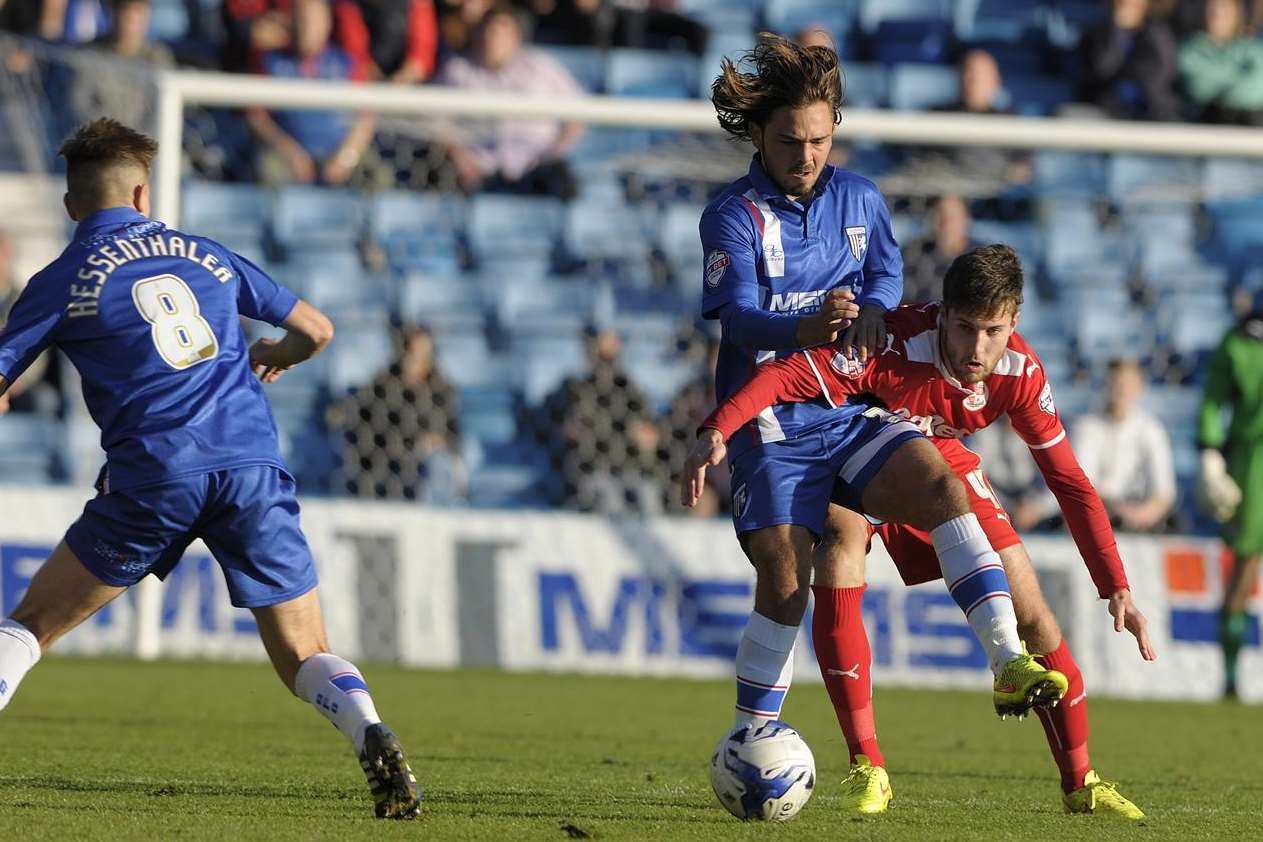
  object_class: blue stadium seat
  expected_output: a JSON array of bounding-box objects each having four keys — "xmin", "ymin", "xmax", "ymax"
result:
[
  {"xmin": 764, "ymin": 0, "xmax": 857, "ymax": 40},
  {"xmin": 675, "ymin": 0, "xmax": 760, "ymax": 32},
  {"xmin": 369, "ymin": 190, "xmax": 463, "ymax": 273},
  {"xmin": 1032, "ymin": 151, "xmax": 1107, "ymax": 197},
  {"xmin": 459, "ymin": 385, "xmax": 518, "ymax": 445},
  {"xmin": 398, "ymin": 272, "xmax": 485, "ymax": 324},
  {"xmin": 434, "ymin": 336, "xmax": 501, "ymax": 389},
  {"xmin": 1073, "ymin": 307, "xmax": 1152, "ymax": 360},
  {"xmin": 563, "ymin": 198, "xmax": 653, "ymax": 262},
  {"xmin": 1003, "ymin": 74, "xmax": 1073, "ymax": 116},
  {"xmin": 873, "ymin": 19, "xmax": 954, "ymax": 64},
  {"xmin": 697, "ymin": 29, "xmax": 757, "ymax": 98},
  {"xmin": 0, "ymin": 414, "xmax": 61, "ymax": 482},
  {"xmin": 1206, "ymin": 198, "xmax": 1263, "ymax": 265},
  {"xmin": 955, "ymin": 0, "xmax": 1044, "ymax": 42},
  {"xmin": 538, "ymin": 46, "xmax": 606, "ymax": 93},
  {"xmin": 149, "ymin": 0, "xmax": 189, "ymax": 41},
  {"xmin": 659, "ymin": 202, "xmax": 706, "ymax": 263},
  {"xmin": 498, "ymin": 278, "xmax": 599, "ymax": 327},
  {"xmin": 276, "ymin": 250, "xmax": 364, "ymax": 301},
  {"xmin": 467, "ymin": 464, "xmax": 543, "ymax": 508},
  {"xmin": 273, "ymin": 186, "xmax": 366, "ymax": 252},
  {"xmin": 182, "ymin": 181, "xmax": 271, "ymax": 243},
  {"xmin": 859, "ymin": 0, "xmax": 952, "ymax": 33},
  {"xmin": 326, "ymin": 325, "xmax": 394, "ymax": 393},
  {"xmin": 889, "ymin": 64, "xmax": 958, "ymax": 110},
  {"xmin": 516, "ymin": 333, "xmax": 588, "ymax": 404},
  {"xmin": 841, "ymin": 63, "xmax": 889, "ymax": 108},
  {"xmin": 970, "ymin": 220, "xmax": 1041, "ymax": 269},
  {"xmin": 1107, "ymin": 155, "xmax": 1201, "ymax": 204},
  {"xmin": 1045, "ymin": 0, "xmax": 1109, "ymax": 48},
  {"xmin": 1203, "ymin": 157, "xmax": 1263, "ymax": 200},
  {"xmin": 567, "ymin": 127, "xmax": 654, "ymax": 163},
  {"xmin": 467, "ymin": 194, "xmax": 563, "ymax": 261},
  {"xmin": 605, "ymin": 49, "xmax": 699, "ymax": 99}
]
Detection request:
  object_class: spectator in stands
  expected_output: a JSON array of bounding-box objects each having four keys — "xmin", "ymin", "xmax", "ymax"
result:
[
  {"xmin": 435, "ymin": 0, "xmax": 492, "ymax": 53},
  {"xmin": 245, "ymin": 0, "xmax": 385, "ymax": 187},
  {"xmin": 222, "ymin": 0, "xmax": 292, "ymax": 72},
  {"xmin": 899, "ymin": 195, "xmax": 979, "ymax": 305},
  {"xmin": 1178, "ymin": 0, "xmax": 1263, "ymax": 125},
  {"xmin": 525, "ymin": 0, "xmax": 707, "ymax": 54},
  {"xmin": 1072, "ymin": 358, "xmax": 1177, "ymax": 532},
  {"xmin": 436, "ymin": 3, "xmax": 584, "ymax": 198},
  {"xmin": 1077, "ymin": 0, "xmax": 1181, "ymax": 121},
  {"xmin": 663, "ymin": 334, "xmax": 728, "ymax": 516},
  {"xmin": 327, "ymin": 323, "xmax": 466, "ymax": 503},
  {"xmin": 898, "ymin": 49, "xmax": 1029, "ymax": 191},
  {"xmin": 334, "ymin": 0, "xmax": 439, "ymax": 83},
  {"xmin": 73, "ymin": 0, "xmax": 174, "ymax": 128},
  {"xmin": 535, "ymin": 325, "xmax": 669, "ymax": 514}
]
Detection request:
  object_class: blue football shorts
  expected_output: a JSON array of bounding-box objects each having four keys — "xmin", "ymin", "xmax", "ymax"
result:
[
  {"xmin": 64, "ymin": 465, "xmax": 318, "ymax": 608},
  {"xmin": 728, "ymin": 407, "xmax": 924, "ymax": 539}
]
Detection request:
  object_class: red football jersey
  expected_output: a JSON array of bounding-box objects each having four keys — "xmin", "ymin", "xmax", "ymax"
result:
[{"xmin": 703, "ymin": 302, "xmax": 1128, "ymax": 597}]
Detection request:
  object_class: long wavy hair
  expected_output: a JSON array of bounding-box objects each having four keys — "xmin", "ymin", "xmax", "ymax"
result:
[{"xmin": 710, "ymin": 33, "xmax": 844, "ymax": 141}]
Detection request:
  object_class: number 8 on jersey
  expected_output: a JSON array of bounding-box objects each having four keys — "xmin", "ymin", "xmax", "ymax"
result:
[{"xmin": 132, "ymin": 274, "xmax": 219, "ymax": 370}]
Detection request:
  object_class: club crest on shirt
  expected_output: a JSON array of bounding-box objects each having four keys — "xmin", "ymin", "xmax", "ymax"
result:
[
  {"xmin": 963, "ymin": 385, "xmax": 988, "ymax": 411},
  {"xmin": 705, "ymin": 250, "xmax": 729, "ymax": 287},
  {"xmin": 1038, "ymin": 381, "xmax": 1056, "ymax": 415},
  {"xmin": 829, "ymin": 351, "xmax": 866, "ymax": 379},
  {"xmin": 845, "ymin": 226, "xmax": 868, "ymax": 260}
]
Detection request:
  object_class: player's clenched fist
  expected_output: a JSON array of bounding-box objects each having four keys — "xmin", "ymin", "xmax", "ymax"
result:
[
  {"xmin": 795, "ymin": 288, "xmax": 859, "ymax": 348},
  {"xmin": 681, "ymin": 428, "xmax": 727, "ymax": 508}
]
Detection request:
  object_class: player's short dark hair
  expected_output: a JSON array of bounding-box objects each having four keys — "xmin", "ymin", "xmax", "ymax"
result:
[
  {"xmin": 942, "ymin": 243, "xmax": 1024, "ymax": 318},
  {"xmin": 710, "ymin": 33, "xmax": 843, "ymax": 141},
  {"xmin": 58, "ymin": 118, "xmax": 158, "ymax": 204}
]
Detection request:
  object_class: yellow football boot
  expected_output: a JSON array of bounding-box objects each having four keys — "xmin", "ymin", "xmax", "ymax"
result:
[
  {"xmin": 993, "ymin": 653, "xmax": 1068, "ymax": 718},
  {"xmin": 1063, "ymin": 770, "xmax": 1145, "ymax": 820},
  {"xmin": 839, "ymin": 755, "xmax": 892, "ymax": 815}
]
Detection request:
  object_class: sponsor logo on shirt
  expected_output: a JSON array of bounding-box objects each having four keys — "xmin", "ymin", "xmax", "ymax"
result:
[
  {"xmin": 1038, "ymin": 381, "xmax": 1056, "ymax": 415},
  {"xmin": 763, "ymin": 242, "xmax": 785, "ymax": 276},
  {"xmin": 845, "ymin": 226, "xmax": 868, "ymax": 260},
  {"xmin": 863, "ymin": 405, "xmax": 966, "ymax": 438},
  {"xmin": 768, "ymin": 289, "xmax": 828, "ymax": 313},
  {"xmin": 705, "ymin": 250, "xmax": 729, "ymax": 287}
]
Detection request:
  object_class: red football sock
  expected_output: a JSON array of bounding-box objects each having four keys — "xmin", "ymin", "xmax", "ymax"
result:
[
  {"xmin": 1034, "ymin": 638, "xmax": 1092, "ymax": 792},
  {"xmin": 811, "ymin": 585, "xmax": 884, "ymax": 768}
]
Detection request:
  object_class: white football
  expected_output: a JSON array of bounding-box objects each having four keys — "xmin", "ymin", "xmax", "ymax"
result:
[{"xmin": 709, "ymin": 720, "xmax": 816, "ymax": 821}]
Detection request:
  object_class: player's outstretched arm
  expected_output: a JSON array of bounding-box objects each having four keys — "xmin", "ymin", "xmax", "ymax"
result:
[
  {"xmin": 699, "ymin": 351, "xmax": 834, "ymax": 441},
  {"xmin": 250, "ymin": 300, "xmax": 335, "ymax": 383},
  {"xmin": 1108, "ymin": 588, "xmax": 1157, "ymax": 661}
]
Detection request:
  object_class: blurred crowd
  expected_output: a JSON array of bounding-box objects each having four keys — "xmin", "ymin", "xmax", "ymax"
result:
[{"xmin": 4, "ymin": 0, "xmax": 1263, "ymax": 190}]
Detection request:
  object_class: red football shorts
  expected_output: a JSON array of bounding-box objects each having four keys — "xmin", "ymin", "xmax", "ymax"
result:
[{"xmin": 873, "ymin": 466, "xmax": 1022, "ymax": 585}]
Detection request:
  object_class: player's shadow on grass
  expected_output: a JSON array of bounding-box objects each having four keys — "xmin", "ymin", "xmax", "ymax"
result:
[{"xmin": 0, "ymin": 775, "xmax": 359, "ymax": 802}]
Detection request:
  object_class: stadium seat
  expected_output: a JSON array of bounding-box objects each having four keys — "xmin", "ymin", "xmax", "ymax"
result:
[
  {"xmin": 858, "ymin": 0, "xmax": 952, "ymax": 33},
  {"xmin": 459, "ymin": 385, "xmax": 518, "ymax": 445},
  {"xmin": 1202, "ymin": 157, "xmax": 1263, "ymax": 200},
  {"xmin": 675, "ymin": 0, "xmax": 760, "ymax": 33},
  {"xmin": 563, "ymin": 198, "xmax": 654, "ymax": 262},
  {"xmin": 0, "ymin": 413, "xmax": 62, "ymax": 482},
  {"xmin": 889, "ymin": 64, "xmax": 958, "ymax": 111},
  {"xmin": 628, "ymin": 359, "xmax": 700, "ymax": 412},
  {"xmin": 517, "ymin": 333, "xmax": 588, "ymax": 404},
  {"xmin": 605, "ymin": 49, "xmax": 699, "ymax": 99},
  {"xmin": 148, "ymin": 0, "xmax": 189, "ymax": 41},
  {"xmin": 1206, "ymin": 198, "xmax": 1263, "ymax": 266},
  {"xmin": 182, "ymin": 180, "xmax": 272, "ymax": 243},
  {"xmin": 398, "ymin": 273, "xmax": 485, "ymax": 324},
  {"xmin": 538, "ymin": 46, "xmax": 606, "ymax": 93},
  {"xmin": 955, "ymin": 0, "xmax": 1045, "ymax": 42},
  {"xmin": 1107, "ymin": 155, "xmax": 1201, "ymax": 204},
  {"xmin": 272, "ymin": 186, "xmax": 366, "ymax": 252},
  {"xmin": 326, "ymin": 325, "xmax": 394, "ymax": 393},
  {"xmin": 1045, "ymin": 0, "xmax": 1109, "ymax": 48},
  {"xmin": 840, "ymin": 63, "xmax": 889, "ymax": 108},
  {"xmin": 276, "ymin": 250, "xmax": 365, "ymax": 301},
  {"xmin": 872, "ymin": 19, "xmax": 955, "ymax": 65},
  {"xmin": 497, "ymin": 278, "xmax": 600, "ymax": 327},
  {"xmin": 763, "ymin": 0, "xmax": 857, "ymax": 40},
  {"xmin": 1003, "ymin": 74, "xmax": 1074, "ymax": 116},
  {"xmin": 369, "ymin": 190, "xmax": 463, "ymax": 272},
  {"xmin": 970, "ymin": 220, "xmax": 1041, "ymax": 269},
  {"xmin": 467, "ymin": 464, "xmax": 543, "ymax": 508},
  {"xmin": 434, "ymin": 337, "xmax": 502, "ymax": 389},
  {"xmin": 567, "ymin": 127, "xmax": 654, "ymax": 164},
  {"xmin": 659, "ymin": 203, "xmax": 706, "ymax": 263},
  {"xmin": 1032, "ymin": 151, "xmax": 1107, "ymax": 197},
  {"xmin": 467, "ymin": 194, "xmax": 563, "ymax": 261}
]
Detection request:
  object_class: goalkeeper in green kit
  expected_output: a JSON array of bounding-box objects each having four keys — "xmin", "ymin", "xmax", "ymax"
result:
[{"xmin": 1197, "ymin": 299, "xmax": 1263, "ymax": 700}]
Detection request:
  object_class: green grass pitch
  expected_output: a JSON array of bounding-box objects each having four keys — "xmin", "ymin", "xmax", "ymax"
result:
[{"xmin": 0, "ymin": 658, "xmax": 1257, "ymax": 841}]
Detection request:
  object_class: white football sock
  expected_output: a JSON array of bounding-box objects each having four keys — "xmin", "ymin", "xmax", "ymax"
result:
[
  {"xmin": 734, "ymin": 611, "xmax": 798, "ymax": 726},
  {"xmin": 931, "ymin": 514, "xmax": 1024, "ymax": 675},
  {"xmin": 294, "ymin": 653, "xmax": 383, "ymax": 754},
  {"xmin": 0, "ymin": 619, "xmax": 41, "ymax": 713}
]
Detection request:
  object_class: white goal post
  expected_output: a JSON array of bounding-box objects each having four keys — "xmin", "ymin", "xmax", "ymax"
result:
[{"xmin": 152, "ymin": 68, "xmax": 1263, "ymax": 230}]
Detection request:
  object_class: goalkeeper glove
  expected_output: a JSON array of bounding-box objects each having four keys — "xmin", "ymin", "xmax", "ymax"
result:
[{"xmin": 1197, "ymin": 449, "xmax": 1242, "ymax": 523}]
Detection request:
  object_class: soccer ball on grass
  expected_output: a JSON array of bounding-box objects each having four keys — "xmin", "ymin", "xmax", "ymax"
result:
[{"xmin": 709, "ymin": 720, "xmax": 816, "ymax": 821}]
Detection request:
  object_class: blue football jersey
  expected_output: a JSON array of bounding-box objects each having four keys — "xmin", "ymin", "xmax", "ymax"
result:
[
  {"xmin": 0, "ymin": 207, "xmax": 298, "ymax": 491},
  {"xmin": 700, "ymin": 156, "xmax": 904, "ymax": 459}
]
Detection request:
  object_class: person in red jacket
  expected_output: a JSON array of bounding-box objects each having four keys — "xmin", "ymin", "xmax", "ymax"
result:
[{"xmin": 683, "ymin": 244, "xmax": 1154, "ymax": 819}]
